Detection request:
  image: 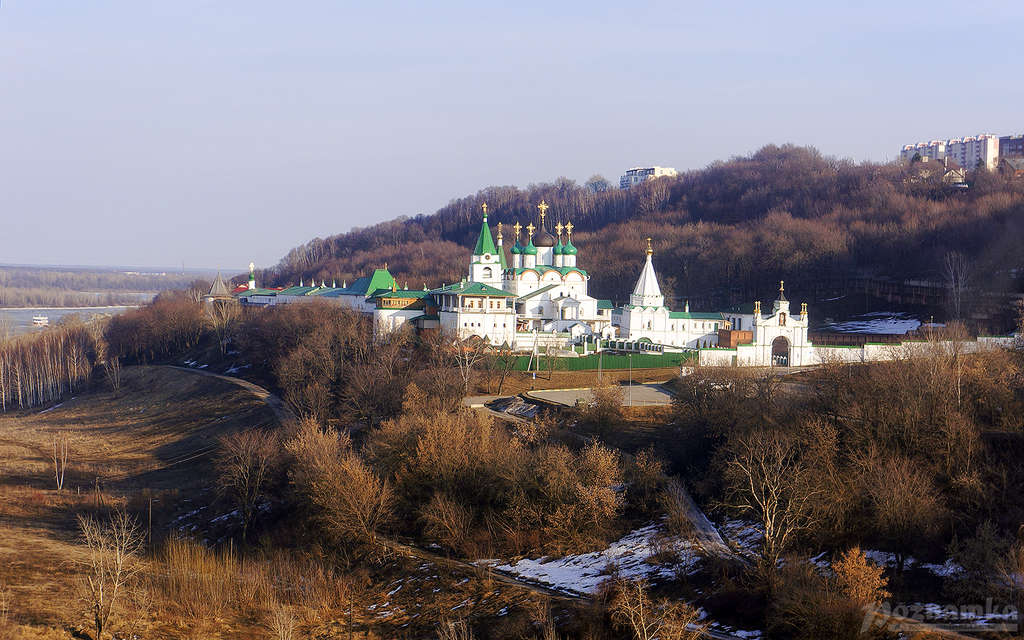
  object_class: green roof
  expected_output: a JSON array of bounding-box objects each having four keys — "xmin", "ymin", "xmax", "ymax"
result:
[
  {"xmin": 316, "ymin": 268, "xmax": 396, "ymax": 299},
  {"xmin": 510, "ymin": 265, "xmax": 588, "ymax": 277},
  {"xmin": 562, "ymin": 240, "xmax": 577, "ymax": 256},
  {"xmin": 511, "ymin": 240, "xmax": 522, "ymax": 255},
  {"xmin": 278, "ymin": 285, "xmax": 318, "ymax": 296},
  {"xmin": 473, "ymin": 217, "xmax": 497, "ymax": 256},
  {"xmin": 431, "ymin": 281, "xmax": 515, "ymax": 297},
  {"xmin": 597, "ymin": 299, "xmax": 614, "ymax": 310},
  {"xmin": 554, "ymin": 240, "xmax": 564, "ymax": 255},
  {"xmin": 499, "ymin": 244, "xmax": 508, "ymax": 269},
  {"xmin": 522, "ymin": 239, "xmax": 538, "ymax": 255},
  {"xmin": 668, "ymin": 311, "xmax": 724, "ymax": 320}
]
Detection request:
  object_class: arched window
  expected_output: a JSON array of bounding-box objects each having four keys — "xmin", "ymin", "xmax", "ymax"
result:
[
  {"xmin": 779, "ymin": 313, "xmax": 787, "ymax": 326},
  {"xmin": 482, "ymin": 267, "xmax": 493, "ymax": 279}
]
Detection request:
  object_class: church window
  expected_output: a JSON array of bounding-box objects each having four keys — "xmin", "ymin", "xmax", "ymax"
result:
[
  {"xmin": 482, "ymin": 267, "xmax": 493, "ymax": 279},
  {"xmin": 779, "ymin": 313, "xmax": 787, "ymax": 326}
]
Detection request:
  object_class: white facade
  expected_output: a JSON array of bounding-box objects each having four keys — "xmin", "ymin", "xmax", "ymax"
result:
[
  {"xmin": 612, "ymin": 243, "xmax": 723, "ymax": 348},
  {"xmin": 899, "ymin": 134, "xmax": 1000, "ymax": 170},
  {"xmin": 620, "ymin": 166, "xmax": 678, "ymax": 189},
  {"xmin": 947, "ymin": 135, "xmax": 1000, "ymax": 170}
]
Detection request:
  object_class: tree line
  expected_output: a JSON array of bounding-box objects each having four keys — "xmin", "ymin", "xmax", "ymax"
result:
[
  {"xmin": 0, "ymin": 321, "xmax": 98, "ymax": 411},
  {"xmin": 263, "ymin": 145, "xmax": 1024, "ymax": 327}
]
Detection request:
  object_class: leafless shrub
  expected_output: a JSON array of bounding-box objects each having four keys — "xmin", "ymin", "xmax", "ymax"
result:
[
  {"xmin": 0, "ymin": 581, "xmax": 11, "ymax": 631},
  {"xmin": 266, "ymin": 601, "xmax": 297, "ymax": 640},
  {"xmin": 285, "ymin": 419, "xmax": 393, "ymax": 546},
  {"xmin": 215, "ymin": 428, "xmax": 280, "ymax": 543},
  {"xmin": 421, "ymin": 492, "xmax": 473, "ymax": 553},
  {"xmin": 437, "ymin": 619, "xmax": 475, "ymax": 640},
  {"xmin": 609, "ymin": 578, "xmax": 706, "ymax": 640},
  {"xmin": 159, "ymin": 538, "xmax": 237, "ymax": 626}
]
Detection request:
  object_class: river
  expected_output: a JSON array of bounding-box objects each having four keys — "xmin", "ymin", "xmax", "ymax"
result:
[{"xmin": 0, "ymin": 306, "xmax": 138, "ymax": 336}]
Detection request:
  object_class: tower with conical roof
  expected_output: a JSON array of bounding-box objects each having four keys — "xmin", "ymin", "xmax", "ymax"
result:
[
  {"xmin": 629, "ymin": 238, "xmax": 664, "ymax": 308},
  {"xmin": 469, "ymin": 203, "xmax": 503, "ymax": 288}
]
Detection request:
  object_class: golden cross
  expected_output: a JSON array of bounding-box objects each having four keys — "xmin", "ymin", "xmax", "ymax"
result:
[
  {"xmin": 555, "ymin": 222, "xmax": 564, "ymax": 236},
  {"xmin": 481, "ymin": 202, "xmax": 488, "ymax": 216},
  {"xmin": 526, "ymin": 222, "xmax": 535, "ymax": 239},
  {"xmin": 645, "ymin": 237, "xmax": 653, "ymax": 255},
  {"xmin": 496, "ymin": 222, "xmax": 503, "ymax": 239},
  {"xmin": 565, "ymin": 221, "xmax": 573, "ymax": 238},
  {"xmin": 537, "ymin": 200, "xmax": 549, "ymax": 222},
  {"xmin": 513, "ymin": 221, "xmax": 522, "ymax": 239},
  {"xmin": 779, "ymin": 280, "xmax": 785, "ymax": 294}
]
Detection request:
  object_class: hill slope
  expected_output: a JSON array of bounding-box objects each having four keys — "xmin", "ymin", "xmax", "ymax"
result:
[{"xmin": 263, "ymin": 145, "xmax": 1024, "ymax": 324}]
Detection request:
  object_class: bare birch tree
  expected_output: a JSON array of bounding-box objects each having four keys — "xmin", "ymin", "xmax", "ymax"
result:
[
  {"xmin": 944, "ymin": 251, "xmax": 971, "ymax": 320},
  {"xmin": 78, "ymin": 510, "xmax": 145, "ymax": 640},
  {"xmin": 52, "ymin": 432, "xmax": 69, "ymax": 492}
]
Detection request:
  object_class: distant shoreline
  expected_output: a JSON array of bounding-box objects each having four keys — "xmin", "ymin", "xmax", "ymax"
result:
[{"xmin": 0, "ymin": 305, "xmax": 141, "ymax": 311}]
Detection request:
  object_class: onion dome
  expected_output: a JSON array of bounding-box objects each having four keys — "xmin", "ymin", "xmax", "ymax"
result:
[
  {"xmin": 553, "ymin": 239, "xmax": 564, "ymax": 255},
  {"xmin": 523, "ymin": 238, "xmax": 538, "ymax": 255},
  {"xmin": 562, "ymin": 239, "xmax": 578, "ymax": 255},
  {"xmin": 511, "ymin": 239, "xmax": 522, "ymax": 255},
  {"xmin": 534, "ymin": 220, "xmax": 557, "ymax": 247}
]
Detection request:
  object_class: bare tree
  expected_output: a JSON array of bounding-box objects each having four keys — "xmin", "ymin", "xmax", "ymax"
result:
[
  {"xmin": 205, "ymin": 300, "xmax": 240, "ymax": 355},
  {"xmin": 78, "ymin": 510, "xmax": 145, "ymax": 640},
  {"xmin": 215, "ymin": 429, "xmax": 279, "ymax": 544},
  {"xmin": 432, "ymin": 332, "xmax": 490, "ymax": 396},
  {"xmin": 103, "ymin": 355, "xmax": 123, "ymax": 392},
  {"xmin": 610, "ymin": 578, "xmax": 707, "ymax": 640},
  {"xmin": 722, "ymin": 429, "xmax": 823, "ymax": 584},
  {"xmin": 944, "ymin": 251, "xmax": 971, "ymax": 320},
  {"xmin": 52, "ymin": 432, "xmax": 69, "ymax": 492}
]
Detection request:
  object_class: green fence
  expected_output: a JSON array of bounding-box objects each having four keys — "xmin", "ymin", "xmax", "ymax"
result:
[{"xmin": 497, "ymin": 351, "xmax": 694, "ymax": 372}]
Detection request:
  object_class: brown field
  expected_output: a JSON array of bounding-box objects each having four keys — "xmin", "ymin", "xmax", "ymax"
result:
[
  {"xmin": 0, "ymin": 366, "xmax": 278, "ymax": 638},
  {"xmin": 0, "ymin": 366, "xmax": 547, "ymax": 640}
]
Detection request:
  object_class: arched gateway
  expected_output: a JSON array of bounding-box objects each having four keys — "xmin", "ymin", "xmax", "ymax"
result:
[{"xmin": 771, "ymin": 336, "xmax": 790, "ymax": 367}]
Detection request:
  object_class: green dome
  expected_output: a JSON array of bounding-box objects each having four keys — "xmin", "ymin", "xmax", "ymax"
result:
[
  {"xmin": 511, "ymin": 240, "xmax": 522, "ymax": 255},
  {"xmin": 554, "ymin": 240, "xmax": 564, "ymax": 255},
  {"xmin": 523, "ymin": 239, "xmax": 538, "ymax": 255},
  {"xmin": 562, "ymin": 240, "xmax": 578, "ymax": 255}
]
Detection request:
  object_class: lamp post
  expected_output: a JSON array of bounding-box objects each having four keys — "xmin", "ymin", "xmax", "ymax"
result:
[{"xmin": 628, "ymin": 352, "xmax": 633, "ymax": 407}]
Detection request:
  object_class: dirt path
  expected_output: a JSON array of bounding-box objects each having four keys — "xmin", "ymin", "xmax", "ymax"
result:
[{"xmin": 167, "ymin": 365, "xmax": 295, "ymax": 424}]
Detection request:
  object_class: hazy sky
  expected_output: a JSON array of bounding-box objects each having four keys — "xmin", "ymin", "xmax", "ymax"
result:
[{"xmin": 3, "ymin": 1, "xmax": 1023, "ymax": 270}]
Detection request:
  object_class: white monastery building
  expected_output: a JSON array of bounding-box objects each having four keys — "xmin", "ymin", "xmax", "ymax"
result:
[{"xmin": 231, "ymin": 200, "xmax": 1017, "ymax": 367}]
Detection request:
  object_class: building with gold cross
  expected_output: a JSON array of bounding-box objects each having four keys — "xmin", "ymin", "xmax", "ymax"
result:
[{"xmin": 433, "ymin": 200, "xmax": 613, "ymax": 348}]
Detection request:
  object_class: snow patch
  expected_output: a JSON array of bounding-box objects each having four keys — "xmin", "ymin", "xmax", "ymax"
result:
[{"xmin": 480, "ymin": 523, "xmax": 701, "ymax": 596}]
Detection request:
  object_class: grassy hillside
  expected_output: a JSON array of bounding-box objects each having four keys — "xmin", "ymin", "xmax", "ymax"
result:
[{"xmin": 264, "ymin": 145, "xmax": 1024, "ymax": 326}]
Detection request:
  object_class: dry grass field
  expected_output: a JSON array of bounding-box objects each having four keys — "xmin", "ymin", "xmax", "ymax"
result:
[
  {"xmin": 0, "ymin": 366, "xmax": 279, "ymax": 638},
  {"xmin": 0, "ymin": 367, "xmax": 550, "ymax": 640}
]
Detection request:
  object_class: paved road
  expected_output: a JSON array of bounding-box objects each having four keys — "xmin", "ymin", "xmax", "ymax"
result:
[{"xmin": 529, "ymin": 383, "xmax": 675, "ymax": 407}]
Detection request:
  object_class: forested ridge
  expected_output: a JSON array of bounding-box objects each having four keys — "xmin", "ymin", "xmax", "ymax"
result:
[{"xmin": 266, "ymin": 145, "xmax": 1024, "ymax": 318}]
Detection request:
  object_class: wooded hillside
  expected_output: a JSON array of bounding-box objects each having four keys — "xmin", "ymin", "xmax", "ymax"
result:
[{"xmin": 265, "ymin": 145, "xmax": 1024, "ymax": 324}]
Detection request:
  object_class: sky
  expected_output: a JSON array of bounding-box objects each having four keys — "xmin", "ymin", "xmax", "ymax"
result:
[{"xmin": 3, "ymin": 1, "xmax": 1023, "ymax": 271}]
